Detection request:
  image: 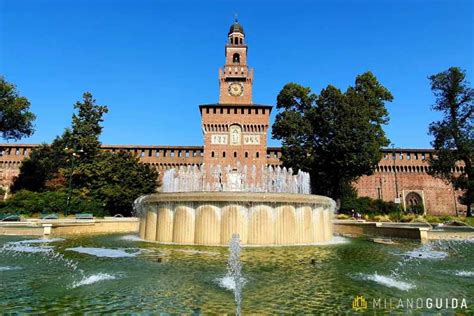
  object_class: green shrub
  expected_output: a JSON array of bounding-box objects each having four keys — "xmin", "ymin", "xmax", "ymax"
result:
[
  {"xmin": 336, "ymin": 214, "xmax": 350, "ymax": 220},
  {"xmin": 341, "ymin": 195, "xmax": 403, "ymax": 215},
  {"xmin": 400, "ymin": 214, "xmax": 417, "ymax": 222},
  {"xmin": 463, "ymin": 217, "xmax": 474, "ymax": 226},
  {"xmin": 389, "ymin": 212, "xmax": 402, "ymax": 222},
  {"xmin": 0, "ymin": 190, "xmax": 105, "ymax": 216},
  {"xmin": 373, "ymin": 215, "xmax": 391, "ymax": 222},
  {"xmin": 406, "ymin": 204, "xmax": 424, "ymax": 215},
  {"xmin": 439, "ymin": 215, "xmax": 454, "ymax": 222},
  {"xmin": 424, "ymin": 215, "xmax": 443, "ymax": 223}
]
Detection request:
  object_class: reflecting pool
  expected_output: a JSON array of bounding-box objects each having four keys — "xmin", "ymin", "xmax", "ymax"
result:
[{"xmin": 0, "ymin": 234, "xmax": 472, "ymax": 313}]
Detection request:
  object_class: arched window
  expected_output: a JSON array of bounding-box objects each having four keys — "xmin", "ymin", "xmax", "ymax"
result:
[
  {"xmin": 239, "ymin": 38, "xmax": 242, "ymax": 44},
  {"xmin": 245, "ymin": 152, "xmax": 248, "ymax": 158},
  {"xmin": 223, "ymin": 152, "xmax": 226, "ymax": 158},
  {"xmin": 234, "ymin": 152, "xmax": 237, "ymax": 158},
  {"xmin": 405, "ymin": 192, "xmax": 423, "ymax": 212},
  {"xmin": 233, "ymin": 53, "xmax": 240, "ymax": 63},
  {"xmin": 256, "ymin": 152, "xmax": 260, "ymax": 158},
  {"xmin": 211, "ymin": 151, "xmax": 215, "ymax": 158}
]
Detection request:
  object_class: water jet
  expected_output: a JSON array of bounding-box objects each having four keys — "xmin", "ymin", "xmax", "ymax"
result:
[{"xmin": 136, "ymin": 166, "xmax": 336, "ymax": 246}]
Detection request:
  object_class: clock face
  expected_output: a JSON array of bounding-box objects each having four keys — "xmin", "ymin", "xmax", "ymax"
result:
[{"xmin": 228, "ymin": 82, "xmax": 244, "ymax": 96}]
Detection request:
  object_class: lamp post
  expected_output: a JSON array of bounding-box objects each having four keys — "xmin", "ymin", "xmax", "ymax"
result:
[{"xmin": 65, "ymin": 147, "xmax": 83, "ymax": 217}]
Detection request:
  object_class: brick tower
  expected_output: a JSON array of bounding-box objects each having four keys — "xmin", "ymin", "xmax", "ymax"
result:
[
  {"xmin": 218, "ymin": 20, "xmax": 253, "ymax": 105},
  {"xmin": 200, "ymin": 20, "xmax": 272, "ymax": 190}
]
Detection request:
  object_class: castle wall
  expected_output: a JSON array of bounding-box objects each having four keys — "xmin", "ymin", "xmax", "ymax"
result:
[
  {"xmin": 0, "ymin": 144, "xmax": 465, "ymax": 215},
  {"xmin": 354, "ymin": 149, "xmax": 465, "ymax": 215}
]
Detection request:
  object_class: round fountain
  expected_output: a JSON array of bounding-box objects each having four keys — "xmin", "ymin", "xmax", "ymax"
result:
[{"xmin": 136, "ymin": 165, "xmax": 335, "ymax": 246}]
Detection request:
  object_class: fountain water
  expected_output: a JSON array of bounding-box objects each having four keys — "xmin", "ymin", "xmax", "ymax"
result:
[
  {"xmin": 162, "ymin": 164, "xmax": 310, "ymax": 194},
  {"xmin": 137, "ymin": 165, "xmax": 335, "ymax": 246},
  {"xmin": 228, "ymin": 234, "xmax": 243, "ymax": 315}
]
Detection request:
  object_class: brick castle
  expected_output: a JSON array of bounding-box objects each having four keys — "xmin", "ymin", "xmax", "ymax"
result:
[{"xmin": 0, "ymin": 21, "xmax": 466, "ymax": 215}]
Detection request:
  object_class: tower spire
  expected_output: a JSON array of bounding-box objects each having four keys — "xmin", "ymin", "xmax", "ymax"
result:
[{"xmin": 219, "ymin": 19, "xmax": 253, "ymax": 104}]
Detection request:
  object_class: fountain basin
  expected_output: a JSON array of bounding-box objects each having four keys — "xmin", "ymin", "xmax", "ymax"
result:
[{"xmin": 137, "ymin": 192, "xmax": 335, "ymax": 246}]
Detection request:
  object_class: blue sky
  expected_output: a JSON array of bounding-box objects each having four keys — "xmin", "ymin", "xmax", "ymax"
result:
[{"xmin": 1, "ymin": 0, "xmax": 472, "ymax": 148}]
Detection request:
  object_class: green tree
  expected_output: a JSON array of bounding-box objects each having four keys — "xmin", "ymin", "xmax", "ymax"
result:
[
  {"xmin": 70, "ymin": 92, "xmax": 108, "ymax": 160},
  {"xmin": 10, "ymin": 92, "xmax": 159, "ymax": 216},
  {"xmin": 11, "ymin": 131, "xmax": 71, "ymax": 192},
  {"xmin": 0, "ymin": 76, "xmax": 36, "ymax": 140},
  {"xmin": 272, "ymin": 72, "xmax": 393, "ymax": 202},
  {"xmin": 73, "ymin": 151, "xmax": 158, "ymax": 216},
  {"xmin": 428, "ymin": 67, "xmax": 473, "ymax": 217},
  {"xmin": 12, "ymin": 92, "xmax": 106, "ymax": 192}
]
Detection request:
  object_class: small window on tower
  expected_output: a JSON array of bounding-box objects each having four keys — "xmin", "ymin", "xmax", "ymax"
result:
[
  {"xmin": 233, "ymin": 53, "xmax": 240, "ymax": 63},
  {"xmin": 240, "ymin": 38, "xmax": 242, "ymax": 44}
]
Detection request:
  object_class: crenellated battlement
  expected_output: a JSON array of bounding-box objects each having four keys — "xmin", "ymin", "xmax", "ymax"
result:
[{"xmin": 0, "ymin": 143, "xmax": 466, "ymax": 215}]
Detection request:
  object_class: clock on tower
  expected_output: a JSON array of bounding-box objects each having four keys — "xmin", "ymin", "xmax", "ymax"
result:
[
  {"xmin": 200, "ymin": 19, "xmax": 272, "ymax": 188},
  {"xmin": 218, "ymin": 19, "xmax": 253, "ymax": 105}
]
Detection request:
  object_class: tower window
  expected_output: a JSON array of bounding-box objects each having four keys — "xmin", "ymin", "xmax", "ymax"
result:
[
  {"xmin": 233, "ymin": 53, "xmax": 240, "ymax": 63},
  {"xmin": 234, "ymin": 37, "xmax": 238, "ymax": 45},
  {"xmin": 211, "ymin": 151, "xmax": 215, "ymax": 158},
  {"xmin": 223, "ymin": 151, "xmax": 226, "ymax": 158},
  {"xmin": 240, "ymin": 38, "xmax": 242, "ymax": 44},
  {"xmin": 245, "ymin": 152, "xmax": 248, "ymax": 158},
  {"xmin": 256, "ymin": 152, "xmax": 260, "ymax": 158},
  {"xmin": 234, "ymin": 152, "xmax": 237, "ymax": 158}
]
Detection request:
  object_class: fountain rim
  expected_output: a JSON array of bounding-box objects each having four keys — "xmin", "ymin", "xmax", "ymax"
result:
[{"xmin": 139, "ymin": 191, "xmax": 336, "ymax": 207}]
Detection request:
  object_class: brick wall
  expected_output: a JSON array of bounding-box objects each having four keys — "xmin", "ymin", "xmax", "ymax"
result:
[{"xmin": 0, "ymin": 144, "xmax": 466, "ymax": 215}]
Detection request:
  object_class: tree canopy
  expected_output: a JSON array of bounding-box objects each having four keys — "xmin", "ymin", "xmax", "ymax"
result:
[
  {"xmin": 428, "ymin": 67, "xmax": 473, "ymax": 217},
  {"xmin": 11, "ymin": 92, "xmax": 158, "ymax": 216},
  {"xmin": 272, "ymin": 72, "xmax": 393, "ymax": 202},
  {"xmin": 0, "ymin": 76, "xmax": 36, "ymax": 140}
]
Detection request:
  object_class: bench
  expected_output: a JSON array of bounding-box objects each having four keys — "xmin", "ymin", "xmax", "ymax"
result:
[
  {"xmin": 75, "ymin": 213, "xmax": 94, "ymax": 220},
  {"xmin": 0, "ymin": 214, "xmax": 21, "ymax": 222},
  {"xmin": 41, "ymin": 213, "xmax": 59, "ymax": 220}
]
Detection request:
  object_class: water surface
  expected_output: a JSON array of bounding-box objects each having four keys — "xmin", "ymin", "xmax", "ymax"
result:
[{"xmin": 0, "ymin": 234, "xmax": 472, "ymax": 313}]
